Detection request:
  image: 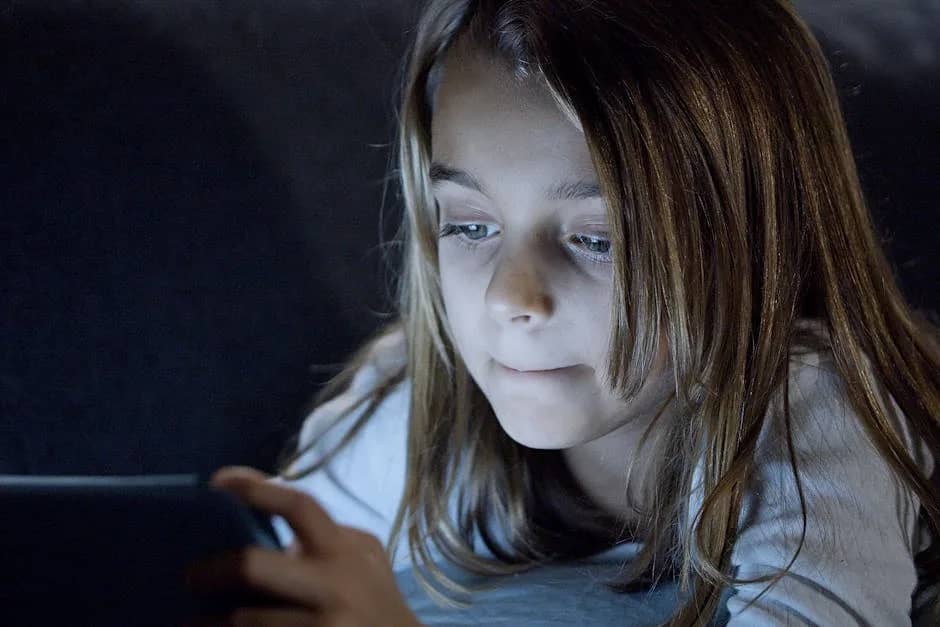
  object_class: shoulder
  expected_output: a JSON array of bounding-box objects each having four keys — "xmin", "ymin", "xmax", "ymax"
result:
[
  {"xmin": 754, "ymin": 347, "xmax": 933, "ymax": 500},
  {"xmin": 270, "ymin": 330, "xmax": 413, "ymax": 567},
  {"xmin": 713, "ymin": 348, "xmax": 934, "ymax": 625},
  {"xmin": 295, "ymin": 327, "xmax": 408, "ymax": 449}
]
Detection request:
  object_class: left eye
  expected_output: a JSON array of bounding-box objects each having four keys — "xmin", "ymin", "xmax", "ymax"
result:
[{"xmin": 570, "ymin": 234, "xmax": 611, "ymax": 254}]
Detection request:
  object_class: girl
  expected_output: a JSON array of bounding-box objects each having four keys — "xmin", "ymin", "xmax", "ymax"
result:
[{"xmin": 184, "ymin": 1, "xmax": 940, "ymax": 625}]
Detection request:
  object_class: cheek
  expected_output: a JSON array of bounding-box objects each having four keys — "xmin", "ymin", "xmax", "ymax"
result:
[
  {"xmin": 438, "ymin": 251, "xmax": 489, "ymax": 354},
  {"xmin": 439, "ymin": 251, "xmax": 471, "ymax": 315},
  {"xmin": 570, "ymin": 281, "xmax": 614, "ymax": 369}
]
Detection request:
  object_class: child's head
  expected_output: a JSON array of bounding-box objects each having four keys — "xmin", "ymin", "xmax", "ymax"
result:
[
  {"xmin": 396, "ymin": 0, "xmax": 864, "ymax": 475},
  {"xmin": 431, "ymin": 35, "xmax": 675, "ymax": 450},
  {"xmin": 398, "ymin": 0, "xmax": 852, "ymax": 429}
]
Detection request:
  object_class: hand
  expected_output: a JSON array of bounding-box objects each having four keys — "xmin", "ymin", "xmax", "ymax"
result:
[{"xmin": 183, "ymin": 465, "xmax": 422, "ymax": 627}]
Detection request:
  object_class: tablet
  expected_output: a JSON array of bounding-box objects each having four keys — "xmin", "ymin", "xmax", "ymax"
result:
[{"xmin": 0, "ymin": 473, "xmax": 283, "ymax": 626}]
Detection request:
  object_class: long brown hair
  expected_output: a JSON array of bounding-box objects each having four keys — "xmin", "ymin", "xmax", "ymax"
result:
[{"xmin": 277, "ymin": 1, "xmax": 940, "ymax": 624}]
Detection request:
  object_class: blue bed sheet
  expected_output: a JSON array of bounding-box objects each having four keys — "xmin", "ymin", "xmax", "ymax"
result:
[{"xmin": 395, "ymin": 558, "xmax": 733, "ymax": 626}]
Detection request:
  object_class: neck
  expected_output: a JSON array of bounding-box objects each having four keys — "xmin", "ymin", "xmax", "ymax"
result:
[{"xmin": 561, "ymin": 400, "xmax": 676, "ymax": 533}]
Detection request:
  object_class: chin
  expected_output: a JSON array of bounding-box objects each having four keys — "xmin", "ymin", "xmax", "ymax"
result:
[{"xmin": 491, "ymin": 405, "xmax": 590, "ymax": 450}]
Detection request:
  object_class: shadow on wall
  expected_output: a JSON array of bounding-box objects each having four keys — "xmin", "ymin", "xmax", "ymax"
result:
[{"xmin": 0, "ymin": 5, "xmax": 358, "ymax": 475}]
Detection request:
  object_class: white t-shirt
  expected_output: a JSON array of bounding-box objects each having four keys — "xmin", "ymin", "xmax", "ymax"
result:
[{"xmin": 269, "ymin": 345, "xmax": 937, "ymax": 625}]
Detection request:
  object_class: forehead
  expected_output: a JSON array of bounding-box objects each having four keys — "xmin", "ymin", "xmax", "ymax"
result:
[{"xmin": 429, "ymin": 41, "xmax": 592, "ymax": 176}]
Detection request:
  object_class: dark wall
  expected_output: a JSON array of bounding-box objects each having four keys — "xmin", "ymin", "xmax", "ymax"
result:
[
  {"xmin": 802, "ymin": 1, "xmax": 940, "ymax": 316},
  {"xmin": 0, "ymin": 0, "xmax": 417, "ymax": 475},
  {"xmin": 1, "ymin": 1, "xmax": 937, "ymax": 476}
]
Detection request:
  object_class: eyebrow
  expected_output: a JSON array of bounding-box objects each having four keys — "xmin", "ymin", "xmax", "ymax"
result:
[{"xmin": 429, "ymin": 162, "xmax": 602, "ymax": 201}]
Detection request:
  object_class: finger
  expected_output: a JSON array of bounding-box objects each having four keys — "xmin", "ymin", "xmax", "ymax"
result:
[
  {"xmin": 186, "ymin": 546, "xmax": 333, "ymax": 609},
  {"xmin": 209, "ymin": 465, "xmax": 271, "ymax": 485},
  {"xmin": 341, "ymin": 528, "xmax": 390, "ymax": 565},
  {"xmin": 184, "ymin": 606, "xmax": 318, "ymax": 627},
  {"xmin": 207, "ymin": 471, "xmax": 341, "ymax": 556}
]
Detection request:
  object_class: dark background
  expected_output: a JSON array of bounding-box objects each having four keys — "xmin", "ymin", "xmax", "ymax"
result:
[{"xmin": 1, "ymin": 1, "xmax": 937, "ymax": 476}]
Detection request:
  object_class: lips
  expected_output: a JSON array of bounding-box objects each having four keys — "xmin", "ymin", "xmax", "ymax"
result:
[
  {"xmin": 494, "ymin": 359, "xmax": 580, "ymax": 376},
  {"xmin": 495, "ymin": 357, "xmax": 570, "ymax": 372},
  {"xmin": 502, "ymin": 364, "xmax": 569, "ymax": 373}
]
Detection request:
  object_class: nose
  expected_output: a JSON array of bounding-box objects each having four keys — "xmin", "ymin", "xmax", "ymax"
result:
[{"xmin": 484, "ymin": 247, "xmax": 555, "ymax": 328}]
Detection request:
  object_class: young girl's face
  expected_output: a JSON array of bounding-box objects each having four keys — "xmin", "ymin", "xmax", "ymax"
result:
[{"xmin": 431, "ymin": 42, "xmax": 675, "ymax": 450}]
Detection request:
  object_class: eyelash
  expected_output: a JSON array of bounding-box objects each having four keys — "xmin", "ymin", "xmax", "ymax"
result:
[{"xmin": 438, "ymin": 223, "xmax": 613, "ymax": 265}]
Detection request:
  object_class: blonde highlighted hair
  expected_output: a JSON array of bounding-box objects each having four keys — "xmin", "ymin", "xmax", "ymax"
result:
[{"xmin": 278, "ymin": 1, "xmax": 940, "ymax": 624}]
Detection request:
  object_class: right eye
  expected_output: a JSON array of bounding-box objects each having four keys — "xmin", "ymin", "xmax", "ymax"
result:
[{"xmin": 439, "ymin": 223, "xmax": 501, "ymax": 243}]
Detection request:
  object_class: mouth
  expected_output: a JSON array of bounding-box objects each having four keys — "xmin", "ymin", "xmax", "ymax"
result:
[
  {"xmin": 494, "ymin": 360, "xmax": 582, "ymax": 379},
  {"xmin": 502, "ymin": 365, "xmax": 568, "ymax": 373}
]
